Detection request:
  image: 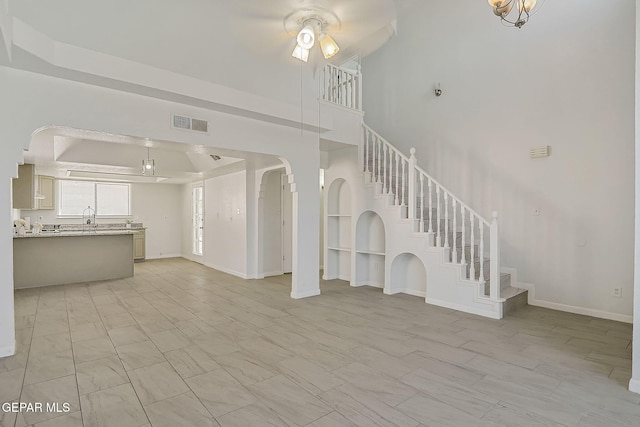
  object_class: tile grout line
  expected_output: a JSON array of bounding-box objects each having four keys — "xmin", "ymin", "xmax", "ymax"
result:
[
  {"xmin": 85, "ymin": 276, "xmax": 153, "ymax": 427},
  {"xmin": 64, "ymin": 283, "xmax": 86, "ymax": 427},
  {"xmin": 12, "ymin": 288, "xmax": 41, "ymax": 427}
]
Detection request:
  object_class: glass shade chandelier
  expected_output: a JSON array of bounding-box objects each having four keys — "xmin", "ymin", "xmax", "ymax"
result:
[
  {"xmin": 291, "ymin": 17, "xmax": 340, "ymax": 62},
  {"xmin": 488, "ymin": 0, "xmax": 537, "ymax": 28},
  {"xmin": 142, "ymin": 147, "xmax": 155, "ymax": 175}
]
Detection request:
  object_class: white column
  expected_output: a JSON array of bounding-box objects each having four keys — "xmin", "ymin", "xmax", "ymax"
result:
[
  {"xmin": 289, "ymin": 156, "xmax": 321, "ymax": 299},
  {"xmin": 0, "ymin": 155, "xmax": 17, "ymax": 357}
]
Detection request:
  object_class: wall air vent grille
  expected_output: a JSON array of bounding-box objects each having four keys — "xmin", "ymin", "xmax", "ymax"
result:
[
  {"xmin": 191, "ymin": 119, "xmax": 208, "ymax": 133},
  {"xmin": 171, "ymin": 114, "xmax": 209, "ymax": 133},
  {"xmin": 529, "ymin": 146, "xmax": 550, "ymax": 158}
]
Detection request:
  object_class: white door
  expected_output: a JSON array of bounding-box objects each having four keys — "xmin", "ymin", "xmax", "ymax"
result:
[
  {"xmin": 192, "ymin": 185, "xmax": 204, "ymax": 256},
  {"xmin": 281, "ymin": 174, "xmax": 293, "ymax": 273}
]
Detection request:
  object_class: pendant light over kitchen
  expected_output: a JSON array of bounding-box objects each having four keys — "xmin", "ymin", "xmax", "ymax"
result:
[{"xmin": 142, "ymin": 147, "xmax": 155, "ymax": 175}]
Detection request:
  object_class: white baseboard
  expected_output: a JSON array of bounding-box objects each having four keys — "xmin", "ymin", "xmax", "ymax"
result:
[
  {"xmin": 502, "ymin": 267, "xmax": 633, "ymax": 324},
  {"xmin": 263, "ymin": 270, "xmax": 283, "ymax": 278},
  {"xmin": 290, "ymin": 288, "xmax": 321, "ymax": 299},
  {"xmin": 203, "ymin": 262, "xmax": 248, "ymax": 279},
  {"xmin": 352, "ymin": 281, "xmax": 383, "ymax": 289},
  {"xmin": 629, "ymin": 378, "xmax": 640, "ymax": 394},
  {"xmin": 147, "ymin": 253, "xmax": 182, "ymax": 260},
  {"xmin": 0, "ymin": 341, "xmax": 16, "ymax": 358}
]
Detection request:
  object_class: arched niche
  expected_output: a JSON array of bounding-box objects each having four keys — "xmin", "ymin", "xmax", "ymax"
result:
[
  {"xmin": 327, "ymin": 178, "xmax": 351, "ymax": 215},
  {"xmin": 390, "ymin": 253, "xmax": 427, "ymax": 297}
]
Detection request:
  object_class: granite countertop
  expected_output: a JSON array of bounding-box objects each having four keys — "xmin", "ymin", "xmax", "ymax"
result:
[
  {"xmin": 13, "ymin": 223, "xmax": 145, "ymax": 239},
  {"xmin": 14, "ymin": 229, "xmax": 143, "ymax": 239}
]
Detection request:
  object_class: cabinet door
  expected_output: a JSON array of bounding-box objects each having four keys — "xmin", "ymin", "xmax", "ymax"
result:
[
  {"xmin": 12, "ymin": 164, "xmax": 35, "ymax": 210},
  {"xmin": 134, "ymin": 231, "xmax": 145, "ymax": 260},
  {"xmin": 38, "ymin": 176, "xmax": 55, "ymax": 210}
]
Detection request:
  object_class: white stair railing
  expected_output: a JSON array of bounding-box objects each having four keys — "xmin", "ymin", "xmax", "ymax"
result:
[
  {"xmin": 321, "ymin": 64, "xmax": 362, "ymax": 111},
  {"xmin": 363, "ymin": 125, "xmax": 409, "ymax": 207},
  {"xmin": 361, "ymin": 124, "xmax": 501, "ymax": 301}
]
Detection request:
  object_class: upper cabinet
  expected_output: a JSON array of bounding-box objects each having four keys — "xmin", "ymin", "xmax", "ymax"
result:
[
  {"xmin": 12, "ymin": 164, "xmax": 36, "ymax": 210},
  {"xmin": 12, "ymin": 165, "xmax": 55, "ymax": 210},
  {"xmin": 37, "ymin": 175, "xmax": 55, "ymax": 210}
]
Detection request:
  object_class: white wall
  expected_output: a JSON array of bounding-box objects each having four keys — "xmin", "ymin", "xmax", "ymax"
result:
[
  {"xmin": 23, "ymin": 182, "xmax": 183, "ymax": 260},
  {"xmin": 203, "ymin": 170, "xmax": 247, "ymax": 277},
  {"xmin": 130, "ymin": 183, "xmax": 182, "ymax": 259},
  {"xmin": 362, "ymin": 0, "xmax": 635, "ymax": 321}
]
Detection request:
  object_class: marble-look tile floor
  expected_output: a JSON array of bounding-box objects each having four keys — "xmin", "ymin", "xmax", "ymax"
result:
[{"xmin": 0, "ymin": 258, "xmax": 638, "ymax": 426}]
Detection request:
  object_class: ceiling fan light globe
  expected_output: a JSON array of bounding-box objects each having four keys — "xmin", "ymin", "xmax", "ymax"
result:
[
  {"xmin": 319, "ymin": 33, "xmax": 339, "ymax": 59},
  {"xmin": 296, "ymin": 25, "xmax": 315, "ymax": 50},
  {"xmin": 292, "ymin": 44, "xmax": 310, "ymax": 62}
]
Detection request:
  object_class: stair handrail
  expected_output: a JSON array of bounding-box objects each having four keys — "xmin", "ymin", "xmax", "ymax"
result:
[
  {"xmin": 321, "ymin": 64, "xmax": 362, "ymax": 111},
  {"xmin": 361, "ymin": 123, "xmax": 502, "ymax": 302},
  {"xmin": 414, "ymin": 164, "xmax": 490, "ymax": 227}
]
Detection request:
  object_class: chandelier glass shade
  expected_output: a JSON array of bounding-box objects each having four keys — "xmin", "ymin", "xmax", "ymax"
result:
[{"xmin": 488, "ymin": 0, "xmax": 537, "ymax": 28}]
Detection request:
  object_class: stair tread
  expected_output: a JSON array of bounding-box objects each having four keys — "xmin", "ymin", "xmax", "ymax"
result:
[{"xmin": 501, "ymin": 286, "xmax": 527, "ymax": 299}]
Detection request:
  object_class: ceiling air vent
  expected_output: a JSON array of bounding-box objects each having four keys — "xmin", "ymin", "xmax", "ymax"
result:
[
  {"xmin": 210, "ymin": 155, "xmax": 222, "ymax": 161},
  {"xmin": 172, "ymin": 114, "xmax": 209, "ymax": 133}
]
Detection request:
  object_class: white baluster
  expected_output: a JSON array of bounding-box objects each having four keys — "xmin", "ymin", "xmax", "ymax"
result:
[
  {"xmin": 444, "ymin": 193, "xmax": 450, "ymax": 248},
  {"xmin": 377, "ymin": 137, "xmax": 382, "ymax": 186},
  {"xmin": 479, "ymin": 223, "xmax": 485, "ymax": 286},
  {"xmin": 428, "ymin": 179, "xmax": 433, "ymax": 234},
  {"xmin": 364, "ymin": 128, "xmax": 369, "ymax": 174},
  {"xmin": 470, "ymin": 214, "xmax": 476, "ymax": 281},
  {"xmin": 452, "ymin": 199, "xmax": 458, "ymax": 263},
  {"xmin": 401, "ymin": 159, "xmax": 406, "ymax": 207},
  {"xmin": 419, "ymin": 174, "xmax": 425, "ymax": 232},
  {"xmin": 351, "ymin": 73, "xmax": 356, "ymax": 108},
  {"xmin": 388, "ymin": 147, "xmax": 393, "ymax": 196},
  {"xmin": 408, "ymin": 148, "xmax": 416, "ymax": 220},
  {"xmin": 436, "ymin": 186, "xmax": 441, "ymax": 246},
  {"xmin": 461, "ymin": 206, "xmax": 467, "ymax": 268},
  {"xmin": 357, "ymin": 64, "xmax": 362, "ymax": 111},
  {"xmin": 394, "ymin": 152, "xmax": 400, "ymax": 205},
  {"xmin": 383, "ymin": 144, "xmax": 388, "ymax": 194}
]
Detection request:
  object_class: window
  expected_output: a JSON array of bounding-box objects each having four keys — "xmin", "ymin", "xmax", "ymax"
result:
[{"xmin": 59, "ymin": 181, "xmax": 131, "ymax": 217}]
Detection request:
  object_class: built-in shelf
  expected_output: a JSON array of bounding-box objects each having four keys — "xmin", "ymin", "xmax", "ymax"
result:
[
  {"xmin": 355, "ymin": 249, "xmax": 385, "ymax": 256},
  {"xmin": 354, "ymin": 210, "xmax": 386, "ymax": 288},
  {"xmin": 325, "ymin": 178, "xmax": 352, "ymax": 281}
]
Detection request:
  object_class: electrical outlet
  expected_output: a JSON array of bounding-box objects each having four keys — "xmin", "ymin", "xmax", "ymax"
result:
[
  {"xmin": 612, "ymin": 288, "xmax": 622, "ymax": 298},
  {"xmin": 374, "ymin": 262, "xmax": 379, "ymax": 272}
]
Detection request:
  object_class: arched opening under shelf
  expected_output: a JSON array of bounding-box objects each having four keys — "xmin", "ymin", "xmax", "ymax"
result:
[{"xmin": 390, "ymin": 253, "xmax": 427, "ymax": 298}]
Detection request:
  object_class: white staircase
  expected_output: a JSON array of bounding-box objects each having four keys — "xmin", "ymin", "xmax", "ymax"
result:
[{"xmin": 321, "ymin": 65, "xmax": 526, "ymax": 319}]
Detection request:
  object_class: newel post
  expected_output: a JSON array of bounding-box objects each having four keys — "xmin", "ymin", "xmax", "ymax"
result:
[
  {"xmin": 490, "ymin": 211, "xmax": 501, "ymax": 300},
  {"xmin": 408, "ymin": 148, "xmax": 417, "ymax": 220}
]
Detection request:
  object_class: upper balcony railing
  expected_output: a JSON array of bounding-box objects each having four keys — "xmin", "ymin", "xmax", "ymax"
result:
[{"xmin": 321, "ymin": 64, "xmax": 362, "ymax": 111}]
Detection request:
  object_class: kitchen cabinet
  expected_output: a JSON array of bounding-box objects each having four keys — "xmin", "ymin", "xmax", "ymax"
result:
[
  {"xmin": 134, "ymin": 229, "xmax": 146, "ymax": 261},
  {"xmin": 37, "ymin": 175, "xmax": 55, "ymax": 210},
  {"xmin": 12, "ymin": 164, "xmax": 36, "ymax": 210}
]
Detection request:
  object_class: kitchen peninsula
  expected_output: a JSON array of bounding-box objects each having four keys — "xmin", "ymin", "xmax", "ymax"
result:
[{"xmin": 13, "ymin": 224, "xmax": 144, "ymax": 289}]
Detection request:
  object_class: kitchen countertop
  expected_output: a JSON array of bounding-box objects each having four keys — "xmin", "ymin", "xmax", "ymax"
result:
[{"xmin": 14, "ymin": 229, "xmax": 144, "ymax": 238}]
